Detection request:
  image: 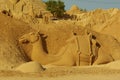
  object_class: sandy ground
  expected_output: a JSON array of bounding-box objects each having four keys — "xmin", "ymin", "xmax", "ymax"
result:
[
  {"xmin": 1, "ymin": 74, "xmax": 120, "ymax": 80},
  {"xmin": 0, "ymin": 66, "xmax": 120, "ymax": 80}
]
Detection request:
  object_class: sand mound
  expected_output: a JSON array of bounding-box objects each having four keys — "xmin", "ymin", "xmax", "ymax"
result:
[
  {"xmin": 0, "ymin": 13, "xmax": 33, "ymax": 70},
  {"xmin": 105, "ymin": 60, "xmax": 120, "ymax": 69},
  {"xmin": 15, "ymin": 61, "xmax": 45, "ymax": 73},
  {"xmin": 70, "ymin": 5, "xmax": 80, "ymax": 11},
  {"xmin": 66, "ymin": 5, "xmax": 84, "ymax": 15}
]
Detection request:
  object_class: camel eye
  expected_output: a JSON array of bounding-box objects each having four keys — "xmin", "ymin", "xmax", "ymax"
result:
[{"xmin": 20, "ymin": 37, "xmax": 24, "ymax": 39}]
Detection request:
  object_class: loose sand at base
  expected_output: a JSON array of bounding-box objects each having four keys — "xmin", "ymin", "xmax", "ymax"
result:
[
  {"xmin": 0, "ymin": 66, "xmax": 120, "ymax": 80},
  {"xmin": 0, "ymin": 74, "xmax": 120, "ymax": 80}
]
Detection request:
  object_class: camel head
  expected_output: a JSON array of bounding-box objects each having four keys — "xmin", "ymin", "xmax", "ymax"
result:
[{"xmin": 19, "ymin": 32, "xmax": 40, "ymax": 44}]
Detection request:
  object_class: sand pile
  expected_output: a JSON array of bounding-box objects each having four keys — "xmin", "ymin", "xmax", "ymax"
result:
[
  {"xmin": 0, "ymin": 13, "xmax": 33, "ymax": 70},
  {"xmin": 15, "ymin": 61, "xmax": 45, "ymax": 73}
]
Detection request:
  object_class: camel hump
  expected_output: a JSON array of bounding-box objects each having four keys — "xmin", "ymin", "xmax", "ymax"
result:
[{"xmin": 15, "ymin": 61, "xmax": 45, "ymax": 73}]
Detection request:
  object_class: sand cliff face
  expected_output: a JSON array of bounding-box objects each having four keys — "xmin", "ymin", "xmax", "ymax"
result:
[
  {"xmin": 68, "ymin": 8, "xmax": 120, "ymax": 29},
  {"xmin": 0, "ymin": 13, "xmax": 33, "ymax": 70},
  {"xmin": 0, "ymin": 0, "xmax": 47, "ymax": 23}
]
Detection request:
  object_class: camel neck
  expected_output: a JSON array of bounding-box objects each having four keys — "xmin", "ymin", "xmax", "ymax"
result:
[
  {"xmin": 31, "ymin": 39, "xmax": 47, "ymax": 56},
  {"xmin": 30, "ymin": 39, "xmax": 60, "ymax": 65}
]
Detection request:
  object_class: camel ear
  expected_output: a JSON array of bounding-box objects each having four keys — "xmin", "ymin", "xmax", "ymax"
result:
[
  {"xmin": 43, "ymin": 34, "xmax": 48, "ymax": 38},
  {"xmin": 35, "ymin": 31, "xmax": 42, "ymax": 36},
  {"xmin": 36, "ymin": 31, "xmax": 48, "ymax": 38},
  {"xmin": 84, "ymin": 29, "xmax": 89, "ymax": 35},
  {"xmin": 41, "ymin": 34, "xmax": 48, "ymax": 38},
  {"xmin": 36, "ymin": 31, "xmax": 40, "ymax": 34}
]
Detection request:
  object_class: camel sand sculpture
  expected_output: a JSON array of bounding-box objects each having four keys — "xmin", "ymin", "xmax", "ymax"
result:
[
  {"xmin": 19, "ymin": 31, "xmax": 97, "ymax": 66},
  {"xmin": 87, "ymin": 30, "xmax": 120, "ymax": 65},
  {"xmin": 19, "ymin": 30, "xmax": 120, "ymax": 66}
]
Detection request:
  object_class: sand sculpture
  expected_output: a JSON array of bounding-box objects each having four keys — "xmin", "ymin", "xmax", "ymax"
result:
[
  {"xmin": 19, "ymin": 31, "xmax": 98, "ymax": 66},
  {"xmin": 19, "ymin": 31, "xmax": 120, "ymax": 66},
  {"xmin": 19, "ymin": 29, "xmax": 120, "ymax": 66}
]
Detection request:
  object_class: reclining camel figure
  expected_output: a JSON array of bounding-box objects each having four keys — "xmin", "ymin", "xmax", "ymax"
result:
[
  {"xmin": 87, "ymin": 30, "xmax": 120, "ymax": 65},
  {"xmin": 18, "ymin": 31, "xmax": 96, "ymax": 66}
]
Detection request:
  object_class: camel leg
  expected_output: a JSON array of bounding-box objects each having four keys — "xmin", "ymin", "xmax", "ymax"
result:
[
  {"xmin": 76, "ymin": 52, "xmax": 81, "ymax": 66},
  {"xmin": 49, "ymin": 59, "xmax": 75, "ymax": 66},
  {"xmin": 49, "ymin": 51, "xmax": 75, "ymax": 66},
  {"xmin": 48, "ymin": 43, "xmax": 77, "ymax": 66}
]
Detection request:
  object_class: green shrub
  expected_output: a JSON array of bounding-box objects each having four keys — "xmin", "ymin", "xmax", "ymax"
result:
[{"xmin": 45, "ymin": 0, "xmax": 65, "ymax": 18}]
